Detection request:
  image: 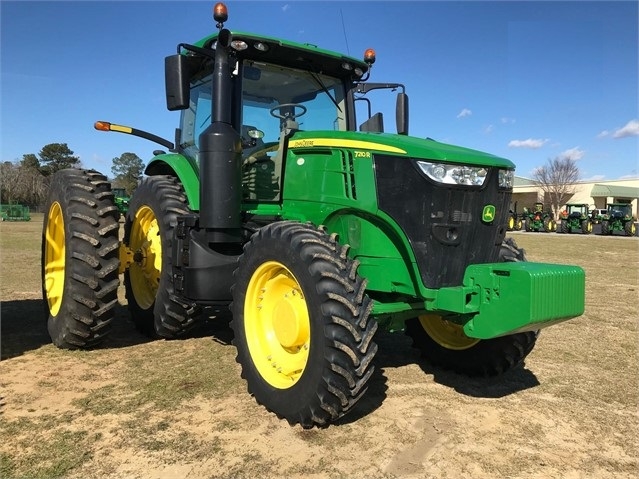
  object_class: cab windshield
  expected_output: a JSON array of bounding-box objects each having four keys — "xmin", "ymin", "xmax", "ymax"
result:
[{"xmin": 179, "ymin": 60, "xmax": 347, "ymax": 161}]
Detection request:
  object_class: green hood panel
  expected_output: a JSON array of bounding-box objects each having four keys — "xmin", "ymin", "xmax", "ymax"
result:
[{"xmin": 288, "ymin": 130, "xmax": 515, "ymax": 169}]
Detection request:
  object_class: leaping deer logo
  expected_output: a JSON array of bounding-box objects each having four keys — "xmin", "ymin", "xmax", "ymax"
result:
[{"xmin": 482, "ymin": 205, "xmax": 496, "ymax": 223}]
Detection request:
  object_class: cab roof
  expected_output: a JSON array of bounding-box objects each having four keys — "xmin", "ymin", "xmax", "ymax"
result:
[{"xmin": 193, "ymin": 30, "xmax": 370, "ymax": 80}]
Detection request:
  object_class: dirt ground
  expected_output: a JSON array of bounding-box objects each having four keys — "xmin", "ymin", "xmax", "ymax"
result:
[{"xmin": 1, "ymin": 219, "xmax": 638, "ymax": 479}]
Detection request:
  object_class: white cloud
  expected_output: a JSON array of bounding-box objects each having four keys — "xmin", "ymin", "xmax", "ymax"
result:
[
  {"xmin": 484, "ymin": 124, "xmax": 494, "ymax": 134},
  {"xmin": 612, "ymin": 119, "xmax": 639, "ymax": 138},
  {"xmin": 581, "ymin": 174, "xmax": 606, "ymax": 182},
  {"xmin": 501, "ymin": 117, "xmax": 516, "ymax": 124},
  {"xmin": 557, "ymin": 147, "xmax": 585, "ymax": 161},
  {"xmin": 596, "ymin": 130, "xmax": 610, "ymax": 139},
  {"xmin": 508, "ymin": 138, "xmax": 549, "ymax": 149},
  {"xmin": 282, "ymin": 4, "xmax": 290, "ymax": 12},
  {"xmin": 457, "ymin": 108, "xmax": 472, "ymax": 119}
]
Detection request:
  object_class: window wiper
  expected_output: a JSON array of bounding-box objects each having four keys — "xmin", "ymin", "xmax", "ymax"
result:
[{"xmin": 306, "ymin": 69, "xmax": 342, "ymax": 113}]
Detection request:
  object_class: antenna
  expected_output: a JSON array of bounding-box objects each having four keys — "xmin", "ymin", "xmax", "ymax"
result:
[{"xmin": 339, "ymin": 8, "xmax": 350, "ymax": 55}]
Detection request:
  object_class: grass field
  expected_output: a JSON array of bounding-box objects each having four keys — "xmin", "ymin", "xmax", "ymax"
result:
[{"xmin": 1, "ymin": 214, "xmax": 638, "ymax": 478}]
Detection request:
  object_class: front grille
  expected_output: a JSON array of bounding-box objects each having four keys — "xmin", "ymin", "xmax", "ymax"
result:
[{"xmin": 374, "ymin": 155, "xmax": 511, "ymax": 289}]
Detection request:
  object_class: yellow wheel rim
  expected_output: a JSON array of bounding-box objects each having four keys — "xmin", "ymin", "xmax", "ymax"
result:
[
  {"xmin": 631, "ymin": 223, "xmax": 636, "ymax": 235},
  {"xmin": 129, "ymin": 206, "xmax": 162, "ymax": 310},
  {"xmin": 44, "ymin": 201, "xmax": 65, "ymax": 316},
  {"xmin": 418, "ymin": 314, "xmax": 480, "ymax": 350},
  {"xmin": 244, "ymin": 261, "xmax": 310, "ymax": 389},
  {"xmin": 508, "ymin": 217, "xmax": 514, "ymax": 230}
]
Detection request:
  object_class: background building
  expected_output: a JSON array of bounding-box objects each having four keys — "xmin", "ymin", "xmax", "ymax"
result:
[{"xmin": 512, "ymin": 177, "xmax": 639, "ymax": 219}]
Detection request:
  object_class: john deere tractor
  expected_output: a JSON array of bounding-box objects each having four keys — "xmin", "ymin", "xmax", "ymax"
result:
[
  {"xmin": 600, "ymin": 203, "xmax": 637, "ymax": 236},
  {"xmin": 559, "ymin": 203, "xmax": 593, "ymax": 234},
  {"xmin": 506, "ymin": 202, "xmax": 523, "ymax": 231},
  {"xmin": 111, "ymin": 187, "xmax": 130, "ymax": 216},
  {"xmin": 523, "ymin": 202, "xmax": 555, "ymax": 233},
  {"xmin": 41, "ymin": 3, "xmax": 585, "ymax": 428}
]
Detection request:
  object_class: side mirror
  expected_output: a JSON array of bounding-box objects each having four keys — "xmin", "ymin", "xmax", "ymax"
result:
[
  {"xmin": 165, "ymin": 54, "xmax": 200, "ymax": 111},
  {"xmin": 396, "ymin": 92, "xmax": 409, "ymax": 135}
]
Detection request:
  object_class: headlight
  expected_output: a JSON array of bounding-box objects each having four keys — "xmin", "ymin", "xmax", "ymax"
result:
[
  {"xmin": 498, "ymin": 169, "xmax": 514, "ymax": 188},
  {"xmin": 416, "ymin": 161, "xmax": 488, "ymax": 186}
]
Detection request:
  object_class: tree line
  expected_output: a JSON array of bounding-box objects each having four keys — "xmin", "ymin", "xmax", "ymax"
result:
[
  {"xmin": 0, "ymin": 143, "xmax": 144, "ymax": 207},
  {"xmin": 2, "ymin": 141, "xmax": 579, "ymax": 213}
]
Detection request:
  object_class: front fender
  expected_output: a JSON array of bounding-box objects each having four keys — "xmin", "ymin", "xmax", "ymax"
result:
[{"xmin": 144, "ymin": 154, "xmax": 200, "ymax": 210}]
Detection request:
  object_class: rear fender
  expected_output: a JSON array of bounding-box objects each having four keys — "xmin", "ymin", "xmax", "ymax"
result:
[{"xmin": 144, "ymin": 154, "xmax": 200, "ymax": 210}]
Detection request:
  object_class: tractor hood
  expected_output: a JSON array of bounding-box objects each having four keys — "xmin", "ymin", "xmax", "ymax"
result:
[{"xmin": 288, "ymin": 130, "xmax": 515, "ymax": 169}]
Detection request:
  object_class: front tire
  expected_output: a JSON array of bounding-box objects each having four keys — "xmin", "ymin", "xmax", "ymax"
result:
[
  {"xmin": 231, "ymin": 222, "xmax": 378, "ymax": 428},
  {"xmin": 624, "ymin": 221, "xmax": 636, "ymax": 236},
  {"xmin": 581, "ymin": 219, "xmax": 592, "ymax": 234},
  {"xmin": 41, "ymin": 169, "xmax": 120, "ymax": 349},
  {"xmin": 124, "ymin": 175, "xmax": 200, "ymax": 338},
  {"xmin": 405, "ymin": 237, "xmax": 538, "ymax": 377}
]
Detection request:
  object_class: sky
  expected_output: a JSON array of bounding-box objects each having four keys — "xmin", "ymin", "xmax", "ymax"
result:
[{"xmin": 1, "ymin": 0, "xmax": 638, "ymax": 181}]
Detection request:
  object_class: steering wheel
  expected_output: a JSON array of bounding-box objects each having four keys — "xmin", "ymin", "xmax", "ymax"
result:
[{"xmin": 269, "ymin": 103, "xmax": 307, "ymax": 120}]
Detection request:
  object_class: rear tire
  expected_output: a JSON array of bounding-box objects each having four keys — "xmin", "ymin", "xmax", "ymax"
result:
[
  {"xmin": 405, "ymin": 237, "xmax": 538, "ymax": 377},
  {"xmin": 124, "ymin": 175, "xmax": 200, "ymax": 338},
  {"xmin": 560, "ymin": 220, "xmax": 569, "ymax": 234},
  {"xmin": 581, "ymin": 219, "xmax": 592, "ymax": 234},
  {"xmin": 231, "ymin": 222, "xmax": 378, "ymax": 428},
  {"xmin": 41, "ymin": 169, "xmax": 120, "ymax": 349},
  {"xmin": 601, "ymin": 221, "xmax": 610, "ymax": 235}
]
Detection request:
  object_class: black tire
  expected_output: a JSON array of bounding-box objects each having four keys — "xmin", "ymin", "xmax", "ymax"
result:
[
  {"xmin": 524, "ymin": 219, "xmax": 532, "ymax": 232},
  {"xmin": 123, "ymin": 175, "xmax": 200, "ymax": 338},
  {"xmin": 543, "ymin": 217, "xmax": 552, "ymax": 233},
  {"xmin": 230, "ymin": 222, "xmax": 378, "ymax": 428},
  {"xmin": 601, "ymin": 221, "xmax": 610, "ymax": 235},
  {"xmin": 41, "ymin": 169, "xmax": 120, "ymax": 349},
  {"xmin": 560, "ymin": 220, "xmax": 569, "ymax": 234},
  {"xmin": 581, "ymin": 219, "xmax": 592, "ymax": 234},
  {"xmin": 405, "ymin": 237, "xmax": 537, "ymax": 377},
  {"xmin": 624, "ymin": 221, "xmax": 636, "ymax": 237}
]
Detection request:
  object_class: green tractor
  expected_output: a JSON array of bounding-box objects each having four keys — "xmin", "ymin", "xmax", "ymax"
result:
[
  {"xmin": 600, "ymin": 203, "xmax": 636, "ymax": 236},
  {"xmin": 506, "ymin": 202, "xmax": 523, "ymax": 231},
  {"xmin": 111, "ymin": 187, "xmax": 130, "ymax": 216},
  {"xmin": 523, "ymin": 202, "xmax": 555, "ymax": 233},
  {"xmin": 41, "ymin": 3, "xmax": 585, "ymax": 428},
  {"xmin": 559, "ymin": 203, "xmax": 593, "ymax": 234}
]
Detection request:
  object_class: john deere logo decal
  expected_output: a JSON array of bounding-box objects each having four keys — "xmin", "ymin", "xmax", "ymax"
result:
[{"xmin": 482, "ymin": 205, "xmax": 496, "ymax": 223}]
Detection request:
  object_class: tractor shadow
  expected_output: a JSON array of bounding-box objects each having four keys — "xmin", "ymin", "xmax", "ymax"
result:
[
  {"xmin": 1, "ymin": 299, "xmax": 51, "ymax": 360},
  {"xmin": 0, "ymin": 297, "xmax": 236, "ymax": 359},
  {"xmin": 337, "ymin": 328, "xmax": 540, "ymax": 424}
]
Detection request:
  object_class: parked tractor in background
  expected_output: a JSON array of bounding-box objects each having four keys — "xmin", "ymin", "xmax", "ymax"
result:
[
  {"xmin": 559, "ymin": 204, "xmax": 593, "ymax": 234},
  {"xmin": 600, "ymin": 203, "xmax": 636, "ymax": 236},
  {"xmin": 40, "ymin": 2, "xmax": 585, "ymax": 428},
  {"xmin": 111, "ymin": 187, "xmax": 130, "ymax": 216},
  {"xmin": 506, "ymin": 201, "xmax": 523, "ymax": 231},
  {"xmin": 523, "ymin": 202, "xmax": 555, "ymax": 233}
]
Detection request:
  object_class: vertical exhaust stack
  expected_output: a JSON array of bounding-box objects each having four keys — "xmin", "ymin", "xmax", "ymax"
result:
[{"xmin": 198, "ymin": 8, "xmax": 242, "ymax": 243}]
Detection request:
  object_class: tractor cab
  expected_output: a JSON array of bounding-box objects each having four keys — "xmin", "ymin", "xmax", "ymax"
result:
[
  {"xmin": 606, "ymin": 203, "xmax": 632, "ymax": 220},
  {"xmin": 168, "ymin": 29, "xmax": 409, "ymax": 207}
]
